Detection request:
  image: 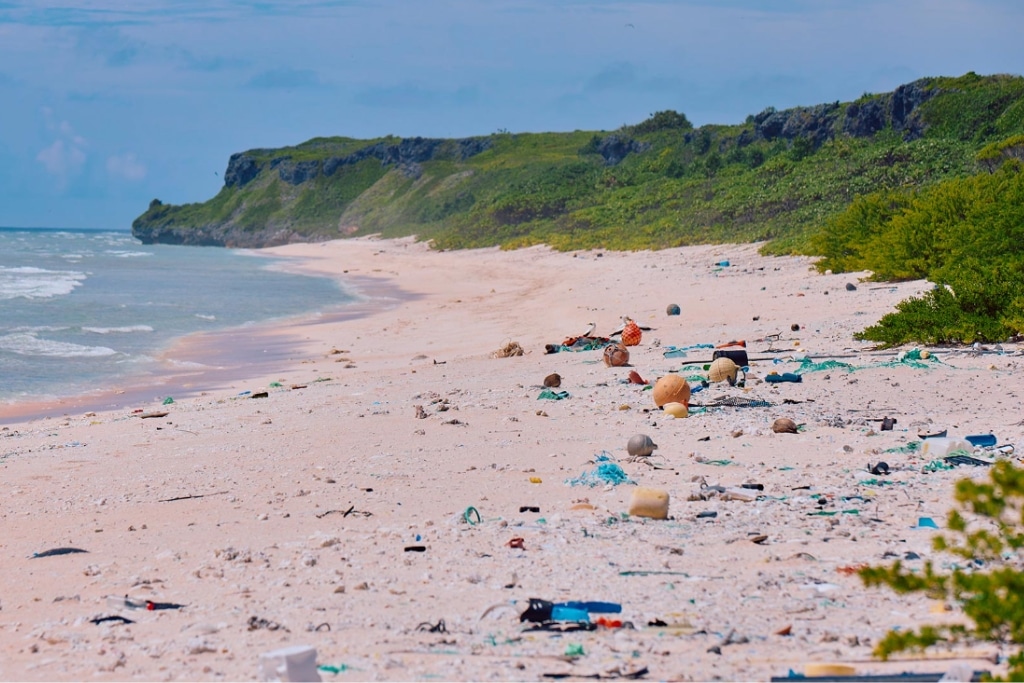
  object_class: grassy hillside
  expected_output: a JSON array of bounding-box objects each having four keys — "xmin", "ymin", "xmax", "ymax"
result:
[{"xmin": 134, "ymin": 73, "xmax": 1024, "ymax": 256}]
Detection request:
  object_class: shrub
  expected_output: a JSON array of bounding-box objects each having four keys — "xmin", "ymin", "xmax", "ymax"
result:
[
  {"xmin": 860, "ymin": 461, "xmax": 1024, "ymax": 680},
  {"xmin": 632, "ymin": 110, "xmax": 693, "ymax": 135}
]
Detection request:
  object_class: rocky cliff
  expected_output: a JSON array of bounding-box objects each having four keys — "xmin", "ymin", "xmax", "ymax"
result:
[{"xmin": 132, "ymin": 73, "xmax": 1024, "ymax": 252}]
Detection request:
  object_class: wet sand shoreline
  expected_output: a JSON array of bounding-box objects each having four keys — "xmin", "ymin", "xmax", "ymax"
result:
[{"xmin": 0, "ymin": 273, "xmax": 415, "ymax": 425}]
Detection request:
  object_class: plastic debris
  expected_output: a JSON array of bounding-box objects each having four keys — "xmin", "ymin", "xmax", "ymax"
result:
[
  {"xmin": 567, "ymin": 453, "xmax": 635, "ymax": 487},
  {"xmin": 31, "ymin": 547, "xmax": 88, "ymax": 558},
  {"xmin": 258, "ymin": 645, "xmax": 321, "ymax": 682},
  {"xmin": 965, "ymin": 434, "xmax": 997, "ymax": 448},
  {"xmin": 537, "ymin": 389, "xmax": 570, "ymax": 400},
  {"xmin": 766, "ymin": 373, "xmax": 802, "ymax": 383}
]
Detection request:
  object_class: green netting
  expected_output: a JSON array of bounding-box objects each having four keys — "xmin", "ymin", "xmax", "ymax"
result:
[
  {"xmin": 884, "ymin": 441, "xmax": 921, "ymax": 454},
  {"xmin": 874, "ymin": 359, "xmax": 936, "ymax": 370},
  {"xmin": 791, "ymin": 351, "xmax": 945, "ymax": 375},
  {"xmin": 553, "ymin": 341, "xmax": 611, "ymax": 352},
  {"xmin": 537, "ymin": 389, "xmax": 570, "ymax": 400},
  {"xmin": 796, "ymin": 359, "xmax": 856, "ymax": 374}
]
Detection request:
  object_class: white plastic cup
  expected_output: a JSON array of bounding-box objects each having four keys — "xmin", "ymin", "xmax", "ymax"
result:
[{"xmin": 258, "ymin": 645, "xmax": 321, "ymax": 682}]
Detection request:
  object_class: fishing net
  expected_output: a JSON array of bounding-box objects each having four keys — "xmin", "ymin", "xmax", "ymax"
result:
[
  {"xmin": 692, "ymin": 396, "xmax": 773, "ymax": 409},
  {"xmin": 884, "ymin": 441, "xmax": 921, "ymax": 454},
  {"xmin": 792, "ymin": 350, "xmax": 945, "ymax": 375},
  {"xmin": 567, "ymin": 452, "xmax": 635, "ymax": 487}
]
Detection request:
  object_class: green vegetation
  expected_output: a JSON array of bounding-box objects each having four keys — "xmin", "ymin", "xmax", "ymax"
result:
[
  {"xmin": 813, "ymin": 159, "xmax": 1024, "ymax": 345},
  {"xmin": 136, "ymin": 75, "xmax": 1024, "ymax": 254},
  {"xmin": 860, "ymin": 461, "xmax": 1024, "ymax": 680},
  {"xmin": 133, "ymin": 72, "xmax": 1024, "ymax": 344}
]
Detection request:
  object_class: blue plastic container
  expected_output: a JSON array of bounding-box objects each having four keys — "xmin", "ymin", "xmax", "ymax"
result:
[
  {"xmin": 765, "ymin": 372, "xmax": 802, "ymax": 384},
  {"xmin": 551, "ymin": 605, "xmax": 590, "ymax": 622},
  {"xmin": 965, "ymin": 434, "xmax": 997, "ymax": 448}
]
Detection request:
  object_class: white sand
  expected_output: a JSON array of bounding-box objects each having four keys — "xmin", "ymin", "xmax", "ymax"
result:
[{"xmin": 1, "ymin": 236, "xmax": 1018, "ymax": 681}]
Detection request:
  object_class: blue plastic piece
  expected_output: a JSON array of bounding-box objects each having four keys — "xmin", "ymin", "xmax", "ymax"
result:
[
  {"xmin": 551, "ymin": 605, "xmax": 590, "ymax": 622},
  {"xmin": 965, "ymin": 434, "xmax": 997, "ymax": 448},
  {"xmin": 917, "ymin": 517, "xmax": 939, "ymax": 529},
  {"xmin": 560, "ymin": 601, "xmax": 622, "ymax": 614},
  {"xmin": 765, "ymin": 372, "xmax": 802, "ymax": 383}
]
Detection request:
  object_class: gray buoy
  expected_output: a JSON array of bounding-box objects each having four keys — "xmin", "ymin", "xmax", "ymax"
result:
[
  {"xmin": 666, "ymin": 303, "xmax": 681, "ymax": 316},
  {"xmin": 627, "ymin": 434, "xmax": 658, "ymax": 457},
  {"xmin": 845, "ymin": 282, "xmax": 857, "ymax": 291}
]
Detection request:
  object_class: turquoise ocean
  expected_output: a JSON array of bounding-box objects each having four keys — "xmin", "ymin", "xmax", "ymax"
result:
[{"xmin": 0, "ymin": 227, "xmax": 349, "ymax": 411}]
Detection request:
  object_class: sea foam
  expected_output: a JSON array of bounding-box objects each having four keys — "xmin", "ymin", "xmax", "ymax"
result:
[
  {"xmin": 0, "ymin": 266, "xmax": 87, "ymax": 300},
  {"xmin": 0, "ymin": 332, "xmax": 119, "ymax": 358},
  {"xmin": 82, "ymin": 325, "xmax": 155, "ymax": 334}
]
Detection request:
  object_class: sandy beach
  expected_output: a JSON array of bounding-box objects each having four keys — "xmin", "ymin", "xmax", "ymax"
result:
[{"xmin": 1, "ymin": 236, "xmax": 1020, "ymax": 681}]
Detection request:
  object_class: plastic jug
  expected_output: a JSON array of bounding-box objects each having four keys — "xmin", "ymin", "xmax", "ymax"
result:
[{"xmin": 921, "ymin": 438, "xmax": 971, "ymax": 458}]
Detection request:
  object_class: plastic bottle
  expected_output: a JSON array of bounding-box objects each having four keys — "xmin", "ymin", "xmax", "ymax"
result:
[
  {"xmin": 106, "ymin": 595, "xmax": 147, "ymax": 610},
  {"xmin": 965, "ymin": 434, "xmax": 997, "ymax": 448}
]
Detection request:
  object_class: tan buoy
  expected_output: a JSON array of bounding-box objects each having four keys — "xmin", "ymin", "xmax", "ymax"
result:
[
  {"xmin": 603, "ymin": 343, "xmax": 630, "ymax": 367},
  {"xmin": 663, "ymin": 402, "xmax": 688, "ymax": 418},
  {"xmin": 628, "ymin": 487, "xmax": 670, "ymax": 520},
  {"xmin": 772, "ymin": 417, "xmax": 799, "ymax": 434},
  {"xmin": 652, "ymin": 374, "xmax": 690, "ymax": 407},
  {"xmin": 543, "ymin": 373, "xmax": 561, "ymax": 388},
  {"xmin": 708, "ymin": 357, "xmax": 738, "ymax": 384}
]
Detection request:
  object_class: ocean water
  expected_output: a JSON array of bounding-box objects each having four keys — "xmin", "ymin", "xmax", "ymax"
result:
[{"xmin": 0, "ymin": 227, "xmax": 349, "ymax": 407}]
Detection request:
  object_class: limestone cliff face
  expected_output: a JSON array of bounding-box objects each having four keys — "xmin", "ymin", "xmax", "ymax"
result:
[
  {"xmin": 731, "ymin": 78, "xmax": 938, "ymax": 150},
  {"xmin": 130, "ymin": 220, "xmax": 309, "ymax": 248},
  {"xmin": 131, "ymin": 75, "xmax": 997, "ymax": 250},
  {"xmin": 223, "ymin": 136, "xmax": 494, "ymax": 190},
  {"xmin": 133, "ymin": 136, "xmax": 496, "ymax": 247}
]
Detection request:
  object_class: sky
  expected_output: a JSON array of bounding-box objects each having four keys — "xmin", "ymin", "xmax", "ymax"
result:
[{"xmin": 1, "ymin": 0, "xmax": 1022, "ymax": 230}]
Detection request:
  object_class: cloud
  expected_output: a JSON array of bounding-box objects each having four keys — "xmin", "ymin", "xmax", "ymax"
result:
[
  {"xmin": 245, "ymin": 67, "xmax": 323, "ymax": 89},
  {"xmin": 178, "ymin": 50, "xmax": 248, "ymax": 72},
  {"xmin": 0, "ymin": 0, "xmax": 367, "ymax": 27},
  {"xmin": 71, "ymin": 25, "xmax": 147, "ymax": 67},
  {"xmin": 353, "ymin": 84, "xmax": 481, "ymax": 109},
  {"xmin": 582, "ymin": 62, "xmax": 681, "ymax": 94},
  {"xmin": 37, "ymin": 139, "xmax": 86, "ymax": 176},
  {"xmin": 106, "ymin": 152, "xmax": 146, "ymax": 181},
  {"xmin": 36, "ymin": 109, "xmax": 87, "ymax": 182}
]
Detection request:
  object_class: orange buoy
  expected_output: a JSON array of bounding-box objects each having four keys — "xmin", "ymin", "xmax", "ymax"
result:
[
  {"xmin": 652, "ymin": 374, "xmax": 690, "ymax": 407},
  {"xmin": 621, "ymin": 317, "xmax": 642, "ymax": 346}
]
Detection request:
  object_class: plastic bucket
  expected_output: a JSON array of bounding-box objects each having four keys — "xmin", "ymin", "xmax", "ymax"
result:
[{"xmin": 712, "ymin": 348, "xmax": 748, "ymax": 367}]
